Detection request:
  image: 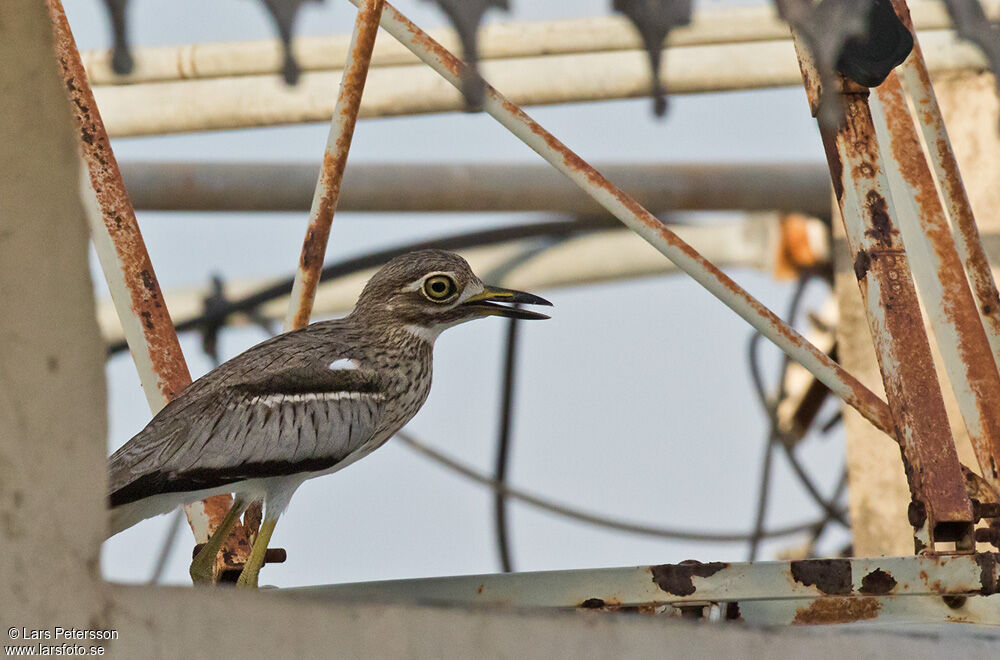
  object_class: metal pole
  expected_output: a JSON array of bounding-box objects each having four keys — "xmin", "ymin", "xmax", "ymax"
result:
[
  {"xmin": 89, "ymin": 28, "xmax": 988, "ymax": 138},
  {"xmin": 892, "ymin": 0, "xmax": 1000, "ymax": 366},
  {"xmin": 81, "ymin": 1, "xmax": 988, "ymax": 86},
  {"xmin": 790, "ymin": 36, "xmax": 973, "ymax": 545},
  {"xmin": 119, "ymin": 160, "xmax": 834, "ymax": 217},
  {"xmin": 285, "ymin": 0, "xmax": 384, "ymax": 331},
  {"xmin": 873, "ymin": 69, "xmax": 1000, "ymax": 497},
  {"xmin": 46, "ymin": 0, "xmax": 251, "ymax": 580},
  {"xmin": 346, "ymin": 0, "xmax": 895, "ymax": 437}
]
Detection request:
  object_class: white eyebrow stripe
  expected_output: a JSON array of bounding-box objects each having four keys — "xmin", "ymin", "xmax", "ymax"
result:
[{"xmin": 328, "ymin": 358, "xmax": 361, "ymax": 371}]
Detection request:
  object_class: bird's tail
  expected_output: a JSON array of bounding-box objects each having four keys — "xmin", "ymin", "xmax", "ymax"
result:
[{"xmin": 107, "ymin": 493, "xmax": 178, "ymax": 538}]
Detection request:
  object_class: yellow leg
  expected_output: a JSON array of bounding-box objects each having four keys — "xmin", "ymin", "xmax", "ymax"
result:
[
  {"xmin": 236, "ymin": 517, "xmax": 277, "ymax": 588},
  {"xmin": 189, "ymin": 496, "xmax": 247, "ymax": 585}
]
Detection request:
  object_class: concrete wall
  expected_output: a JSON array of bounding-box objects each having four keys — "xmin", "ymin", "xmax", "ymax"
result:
[{"xmin": 0, "ymin": 0, "xmax": 108, "ymax": 630}]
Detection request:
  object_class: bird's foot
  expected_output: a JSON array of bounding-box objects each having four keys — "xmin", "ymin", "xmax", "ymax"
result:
[
  {"xmin": 235, "ymin": 564, "xmax": 260, "ymax": 589},
  {"xmin": 189, "ymin": 546, "xmax": 219, "ymax": 585}
]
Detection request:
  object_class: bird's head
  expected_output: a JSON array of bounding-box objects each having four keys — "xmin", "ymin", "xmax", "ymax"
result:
[{"xmin": 352, "ymin": 250, "xmax": 551, "ymax": 341}]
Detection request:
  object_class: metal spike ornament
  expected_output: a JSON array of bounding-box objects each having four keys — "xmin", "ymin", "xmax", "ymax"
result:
[
  {"xmin": 612, "ymin": 0, "xmax": 692, "ymax": 117},
  {"xmin": 258, "ymin": 0, "xmax": 324, "ymax": 85},
  {"xmin": 102, "ymin": 0, "xmax": 134, "ymax": 74},
  {"xmin": 775, "ymin": 0, "xmax": 876, "ymax": 130},
  {"xmin": 422, "ymin": 0, "xmax": 510, "ymax": 110}
]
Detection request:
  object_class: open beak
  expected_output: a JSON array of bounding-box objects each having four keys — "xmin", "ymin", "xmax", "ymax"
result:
[{"xmin": 462, "ymin": 286, "xmax": 552, "ymax": 320}]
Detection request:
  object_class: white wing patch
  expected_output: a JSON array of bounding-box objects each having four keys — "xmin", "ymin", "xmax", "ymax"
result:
[
  {"xmin": 328, "ymin": 358, "xmax": 361, "ymax": 371},
  {"xmin": 251, "ymin": 391, "xmax": 385, "ymax": 408}
]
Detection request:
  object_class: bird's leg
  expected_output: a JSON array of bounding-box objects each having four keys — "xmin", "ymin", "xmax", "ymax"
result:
[
  {"xmin": 236, "ymin": 516, "xmax": 278, "ymax": 588},
  {"xmin": 189, "ymin": 495, "xmax": 248, "ymax": 585}
]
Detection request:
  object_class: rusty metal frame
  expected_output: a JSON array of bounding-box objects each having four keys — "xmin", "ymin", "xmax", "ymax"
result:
[
  {"xmin": 46, "ymin": 0, "xmax": 253, "ymax": 581},
  {"xmin": 62, "ymin": 0, "xmax": 1000, "ymax": 600},
  {"xmin": 791, "ymin": 33, "xmax": 974, "ymax": 548},
  {"xmin": 893, "ymin": 0, "xmax": 1000, "ymax": 369},
  {"xmin": 285, "ymin": 0, "xmax": 385, "ymax": 331},
  {"xmin": 289, "ymin": 553, "xmax": 1000, "ymax": 626},
  {"xmin": 873, "ymin": 70, "xmax": 1000, "ymax": 499},
  {"xmin": 346, "ymin": 0, "xmax": 896, "ymax": 439}
]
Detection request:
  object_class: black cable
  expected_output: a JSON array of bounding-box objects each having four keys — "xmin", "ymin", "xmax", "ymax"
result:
[
  {"xmin": 747, "ymin": 332, "xmax": 777, "ymax": 561},
  {"xmin": 494, "ymin": 313, "xmax": 520, "ymax": 573},
  {"xmin": 807, "ymin": 467, "xmax": 850, "ymax": 551},
  {"xmin": 746, "ymin": 274, "xmax": 848, "ymax": 559},
  {"xmin": 398, "ymin": 431, "xmax": 846, "ymax": 543},
  {"xmin": 107, "ymin": 218, "xmax": 610, "ymax": 356}
]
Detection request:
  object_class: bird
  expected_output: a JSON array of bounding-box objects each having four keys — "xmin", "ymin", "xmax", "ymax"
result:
[{"xmin": 106, "ymin": 249, "xmax": 551, "ymax": 587}]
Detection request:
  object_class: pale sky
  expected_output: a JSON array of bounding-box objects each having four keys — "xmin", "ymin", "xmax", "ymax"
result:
[{"xmin": 64, "ymin": 0, "xmax": 850, "ymax": 588}]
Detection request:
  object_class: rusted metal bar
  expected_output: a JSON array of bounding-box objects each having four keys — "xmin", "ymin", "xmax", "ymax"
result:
[
  {"xmin": 873, "ymin": 69, "xmax": 1000, "ymax": 498},
  {"xmin": 290, "ymin": 553, "xmax": 1000, "ymax": 623},
  {"xmin": 285, "ymin": 0, "xmax": 384, "ymax": 331},
  {"xmin": 82, "ymin": 1, "xmax": 992, "ymax": 86},
  {"xmin": 892, "ymin": 0, "xmax": 1000, "ymax": 369},
  {"xmin": 45, "ymin": 0, "xmax": 250, "ymax": 581},
  {"xmin": 348, "ymin": 0, "xmax": 895, "ymax": 437},
  {"xmin": 119, "ymin": 160, "xmax": 834, "ymax": 217},
  {"xmin": 791, "ymin": 34, "xmax": 974, "ymax": 545}
]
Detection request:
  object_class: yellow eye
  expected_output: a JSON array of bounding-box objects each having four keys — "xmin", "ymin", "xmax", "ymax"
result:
[{"xmin": 423, "ymin": 274, "xmax": 457, "ymax": 302}]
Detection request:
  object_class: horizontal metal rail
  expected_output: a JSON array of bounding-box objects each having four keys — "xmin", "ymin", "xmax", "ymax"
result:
[
  {"xmin": 119, "ymin": 161, "xmax": 834, "ymax": 216},
  {"xmin": 80, "ymin": 0, "xmax": 991, "ymax": 85},
  {"xmin": 351, "ymin": 0, "xmax": 894, "ymax": 436},
  {"xmin": 287, "ymin": 553, "xmax": 1000, "ymax": 610},
  {"xmin": 97, "ymin": 215, "xmax": 827, "ymax": 345},
  {"xmin": 90, "ymin": 29, "xmax": 987, "ymax": 137}
]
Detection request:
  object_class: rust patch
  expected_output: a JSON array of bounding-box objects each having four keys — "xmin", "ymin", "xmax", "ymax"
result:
[
  {"xmin": 859, "ymin": 569, "xmax": 897, "ymax": 595},
  {"xmin": 724, "ymin": 602, "xmax": 742, "ymax": 621},
  {"xmin": 476, "ymin": 584, "xmax": 484, "ymax": 595},
  {"xmin": 579, "ymin": 598, "xmax": 606, "ymax": 609},
  {"xmin": 853, "ymin": 249, "xmax": 871, "ymax": 281},
  {"xmin": 650, "ymin": 560, "xmax": 727, "ymax": 597},
  {"xmin": 790, "ymin": 559, "xmax": 852, "ymax": 595},
  {"xmin": 976, "ymin": 553, "xmax": 998, "ymax": 595},
  {"xmin": 863, "ymin": 191, "xmax": 894, "ymax": 245},
  {"xmin": 792, "ymin": 597, "xmax": 881, "ymax": 625}
]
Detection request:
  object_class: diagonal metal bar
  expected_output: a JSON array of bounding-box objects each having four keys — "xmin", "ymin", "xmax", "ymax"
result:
[
  {"xmin": 791, "ymin": 34, "xmax": 974, "ymax": 543},
  {"xmin": 346, "ymin": 0, "xmax": 895, "ymax": 437},
  {"xmin": 285, "ymin": 0, "xmax": 385, "ymax": 331},
  {"xmin": 45, "ymin": 0, "xmax": 252, "ymax": 580},
  {"xmin": 873, "ymin": 67, "xmax": 1000, "ymax": 498},
  {"xmin": 892, "ymin": 0, "xmax": 1000, "ymax": 367}
]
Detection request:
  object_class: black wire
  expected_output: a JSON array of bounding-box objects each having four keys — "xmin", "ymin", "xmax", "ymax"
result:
[
  {"xmin": 807, "ymin": 467, "xmax": 850, "ymax": 551},
  {"xmin": 494, "ymin": 313, "xmax": 520, "ymax": 573},
  {"xmin": 746, "ymin": 274, "xmax": 848, "ymax": 559},
  {"xmin": 107, "ymin": 218, "xmax": 610, "ymax": 356},
  {"xmin": 747, "ymin": 332, "xmax": 777, "ymax": 561},
  {"xmin": 398, "ymin": 431, "xmax": 851, "ymax": 543}
]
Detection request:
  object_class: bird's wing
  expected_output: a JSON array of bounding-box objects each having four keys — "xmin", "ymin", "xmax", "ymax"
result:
[{"xmin": 109, "ymin": 341, "xmax": 385, "ymax": 507}]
